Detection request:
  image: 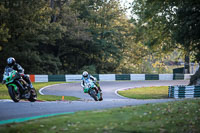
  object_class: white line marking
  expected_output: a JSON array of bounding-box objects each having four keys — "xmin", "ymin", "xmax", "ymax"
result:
[
  {"xmin": 39, "ymin": 83, "xmax": 68, "ymax": 95},
  {"xmin": 0, "ymin": 99, "xmax": 13, "ymax": 102},
  {"xmin": 115, "ymin": 87, "xmax": 133, "ymax": 99},
  {"xmin": 115, "ymin": 85, "xmax": 163, "ymax": 99}
]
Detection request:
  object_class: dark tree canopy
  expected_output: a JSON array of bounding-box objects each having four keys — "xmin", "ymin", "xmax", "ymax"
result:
[
  {"xmin": 130, "ymin": 0, "xmax": 200, "ymax": 74},
  {"xmin": 0, "ymin": 0, "xmax": 136, "ymax": 76},
  {"xmin": 1, "ymin": 0, "xmax": 200, "ymax": 79}
]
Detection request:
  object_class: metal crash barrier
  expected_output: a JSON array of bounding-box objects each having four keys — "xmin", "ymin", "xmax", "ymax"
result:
[
  {"xmin": 28, "ymin": 74, "xmax": 192, "ymax": 82},
  {"xmin": 168, "ymin": 86, "xmax": 200, "ymax": 98}
]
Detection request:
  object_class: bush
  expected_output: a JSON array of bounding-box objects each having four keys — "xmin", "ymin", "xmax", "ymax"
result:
[{"xmin": 78, "ymin": 65, "xmax": 97, "ymax": 74}]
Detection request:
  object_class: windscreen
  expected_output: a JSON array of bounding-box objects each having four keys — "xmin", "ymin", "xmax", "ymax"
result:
[{"xmin": 4, "ymin": 68, "xmax": 14, "ymax": 76}]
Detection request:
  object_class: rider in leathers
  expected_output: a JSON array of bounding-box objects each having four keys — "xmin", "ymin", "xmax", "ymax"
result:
[
  {"xmin": 2, "ymin": 57, "xmax": 33, "ymax": 89},
  {"xmin": 81, "ymin": 71, "xmax": 102, "ymax": 93}
]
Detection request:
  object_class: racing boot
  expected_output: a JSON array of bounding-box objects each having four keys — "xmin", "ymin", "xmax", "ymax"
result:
[
  {"xmin": 95, "ymin": 82, "xmax": 102, "ymax": 92},
  {"xmin": 23, "ymin": 74, "xmax": 34, "ymax": 89},
  {"xmin": 29, "ymin": 83, "xmax": 34, "ymax": 89}
]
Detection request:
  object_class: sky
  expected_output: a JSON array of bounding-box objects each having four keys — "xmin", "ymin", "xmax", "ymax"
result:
[{"xmin": 120, "ymin": 0, "xmax": 133, "ymax": 18}]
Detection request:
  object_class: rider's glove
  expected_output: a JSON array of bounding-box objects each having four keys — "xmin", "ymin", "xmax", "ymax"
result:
[{"xmin": 93, "ymin": 78, "xmax": 97, "ymax": 83}]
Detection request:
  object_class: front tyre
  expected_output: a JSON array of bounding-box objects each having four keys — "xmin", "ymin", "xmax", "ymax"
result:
[
  {"xmin": 8, "ymin": 86, "xmax": 20, "ymax": 102},
  {"xmin": 89, "ymin": 89, "xmax": 98, "ymax": 101},
  {"xmin": 28, "ymin": 88, "xmax": 37, "ymax": 102}
]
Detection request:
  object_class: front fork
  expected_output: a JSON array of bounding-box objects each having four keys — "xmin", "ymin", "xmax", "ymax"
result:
[
  {"xmin": 16, "ymin": 80, "xmax": 27, "ymax": 91},
  {"xmin": 7, "ymin": 84, "xmax": 18, "ymax": 92}
]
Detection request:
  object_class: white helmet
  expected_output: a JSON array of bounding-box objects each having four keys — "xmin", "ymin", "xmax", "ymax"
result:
[
  {"xmin": 7, "ymin": 57, "xmax": 16, "ymax": 67},
  {"xmin": 82, "ymin": 71, "xmax": 88, "ymax": 78}
]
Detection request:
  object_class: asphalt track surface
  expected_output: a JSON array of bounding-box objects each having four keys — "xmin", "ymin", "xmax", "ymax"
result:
[{"xmin": 0, "ymin": 80, "xmax": 189, "ymax": 121}]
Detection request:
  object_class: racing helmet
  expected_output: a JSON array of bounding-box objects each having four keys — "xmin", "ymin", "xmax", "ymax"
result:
[
  {"xmin": 7, "ymin": 57, "xmax": 16, "ymax": 67},
  {"xmin": 82, "ymin": 71, "xmax": 88, "ymax": 78}
]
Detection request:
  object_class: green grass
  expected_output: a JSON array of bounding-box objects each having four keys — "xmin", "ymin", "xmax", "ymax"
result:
[
  {"xmin": 118, "ymin": 86, "xmax": 169, "ymax": 99},
  {"xmin": 0, "ymin": 82, "xmax": 79, "ymax": 101},
  {"xmin": 0, "ymin": 99, "xmax": 200, "ymax": 133}
]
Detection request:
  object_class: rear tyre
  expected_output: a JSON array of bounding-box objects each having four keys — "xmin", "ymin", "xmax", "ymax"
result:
[
  {"xmin": 8, "ymin": 86, "xmax": 20, "ymax": 102},
  {"xmin": 99, "ymin": 93, "xmax": 103, "ymax": 101},
  {"xmin": 28, "ymin": 88, "xmax": 37, "ymax": 102}
]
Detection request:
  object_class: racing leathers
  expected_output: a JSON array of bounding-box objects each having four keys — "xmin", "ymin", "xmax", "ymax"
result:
[
  {"xmin": 3, "ymin": 63, "xmax": 33, "ymax": 88},
  {"xmin": 81, "ymin": 74, "xmax": 101, "ymax": 93}
]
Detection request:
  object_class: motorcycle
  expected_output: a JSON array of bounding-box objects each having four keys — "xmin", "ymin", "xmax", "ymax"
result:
[
  {"xmin": 2, "ymin": 68, "xmax": 37, "ymax": 102},
  {"xmin": 84, "ymin": 79, "xmax": 103, "ymax": 101}
]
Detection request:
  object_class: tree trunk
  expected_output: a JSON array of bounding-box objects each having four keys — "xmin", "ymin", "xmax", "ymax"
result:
[
  {"xmin": 184, "ymin": 51, "xmax": 190, "ymax": 74},
  {"xmin": 189, "ymin": 66, "xmax": 200, "ymax": 85},
  {"xmin": 50, "ymin": 0, "xmax": 56, "ymax": 23},
  {"xmin": 50, "ymin": 0, "xmax": 54, "ymax": 8}
]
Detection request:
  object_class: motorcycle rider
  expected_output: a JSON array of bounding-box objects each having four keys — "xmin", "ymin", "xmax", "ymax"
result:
[
  {"xmin": 81, "ymin": 71, "xmax": 102, "ymax": 93},
  {"xmin": 2, "ymin": 57, "xmax": 34, "ymax": 89}
]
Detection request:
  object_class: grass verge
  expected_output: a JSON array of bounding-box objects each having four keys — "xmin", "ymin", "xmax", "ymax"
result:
[
  {"xmin": 0, "ymin": 82, "xmax": 79, "ymax": 101},
  {"xmin": 0, "ymin": 99, "xmax": 200, "ymax": 133},
  {"xmin": 118, "ymin": 86, "xmax": 169, "ymax": 99}
]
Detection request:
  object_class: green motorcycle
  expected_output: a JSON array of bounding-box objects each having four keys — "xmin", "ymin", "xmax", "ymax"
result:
[
  {"xmin": 84, "ymin": 79, "xmax": 103, "ymax": 101},
  {"xmin": 2, "ymin": 68, "xmax": 37, "ymax": 102}
]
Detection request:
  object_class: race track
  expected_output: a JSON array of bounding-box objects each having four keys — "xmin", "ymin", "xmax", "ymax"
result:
[{"xmin": 0, "ymin": 80, "xmax": 189, "ymax": 121}]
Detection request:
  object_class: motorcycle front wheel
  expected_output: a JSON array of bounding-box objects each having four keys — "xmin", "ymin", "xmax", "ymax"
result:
[
  {"xmin": 8, "ymin": 86, "xmax": 20, "ymax": 102},
  {"xmin": 89, "ymin": 89, "xmax": 98, "ymax": 101}
]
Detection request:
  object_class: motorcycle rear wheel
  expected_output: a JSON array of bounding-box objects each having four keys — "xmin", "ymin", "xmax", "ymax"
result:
[
  {"xmin": 8, "ymin": 86, "xmax": 20, "ymax": 102},
  {"xmin": 99, "ymin": 93, "xmax": 103, "ymax": 101},
  {"xmin": 28, "ymin": 88, "xmax": 37, "ymax": 102}
]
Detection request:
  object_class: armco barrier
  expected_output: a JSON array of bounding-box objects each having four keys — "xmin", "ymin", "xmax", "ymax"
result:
[
  {"xmin": 116, "ymin": 74, "xmax": 130, "ymax": 80},
  {"xmin": 99, "ymin": 74, "xmax": 115, "ymax": 81},
  {"xmin": 48, "ymin": 75, "xmax": 66, "ymax": 82},
  {"xmin": 35, "ymin": 75, "xmax": 48, "ymax": 82},
  {"xmin": 159, "ymin": 74, "xmax": 173, "ymax": 80},
  {"xmin": 93, "ymin": 74, "xmax": 99, "ymax": 81},
  {"xmin": 29, "ymin": 75, "xmax": 35, "ymax": 82},
  {"xmin": 173, "ymin": 74, "xmax": 184, "ymax": 80},
  {"xmin": 145, "ymin": 74, "xmax": 159, "ymax": 80},
  {"xmin": 30, "ymin": 73, "xmax": 192, "ymax": 82},
  {"xmin": 168, "ymin": 86, "xmax": 200, "ymax": 98},
  {"xmin": 131, "ymin": 74, "xmax": 145, "ymax": 80},
  {"xmin": 65, "ymin": 75, "xmax": 82, "ymax": 81},
  {"xmin": 184, "ymin": 74, "xmax": 192, "ymax": 80}
]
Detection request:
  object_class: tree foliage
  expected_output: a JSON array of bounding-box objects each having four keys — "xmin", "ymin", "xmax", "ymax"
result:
[
  {"xmin": 0, "ymin": 0, "xmax": 143, "ymax": 75},
  {"xmin": 130, "ymin": 0, "xmax": 200, "ymax": 74},
  {"xmin": 173, "ymin": 0, "xmax": 200, "ymax": 62},
  {"xmin": 70, "ymin": 0, "xmax": 130, "ymax": 73},
  {"xmin": 0, "ymin": 0, "xmax": 64, "ymax": 75},
  {"xmin": 1, "ymin": 0, "xmax": 187, "ymax": 76}
]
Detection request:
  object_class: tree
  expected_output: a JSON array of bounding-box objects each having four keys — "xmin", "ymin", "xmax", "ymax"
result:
[
  {"xmin": 71, "ymin": 0, "xmax": 130, "ymax": 73},
  {"xmin": 55, "ymin": 3, "xmax": 92, "ymax": 73},
  {"xmin": 0, "ymin": 3, "xmax": 10, "ymax": 52},
  {"xmin": 130, "ymin": 0, "xmax": 200, "ymax": 74},
  {"xmin": 0, "ymin": 0, "xmax": 157, "ymax": 75},
  {"xmin": 173, "ymin": 0, "xmax": 200, "ymax": 73},
  {"xmin": 0, "ymin": 0, "xmax": 64, "ymax": 74}
]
